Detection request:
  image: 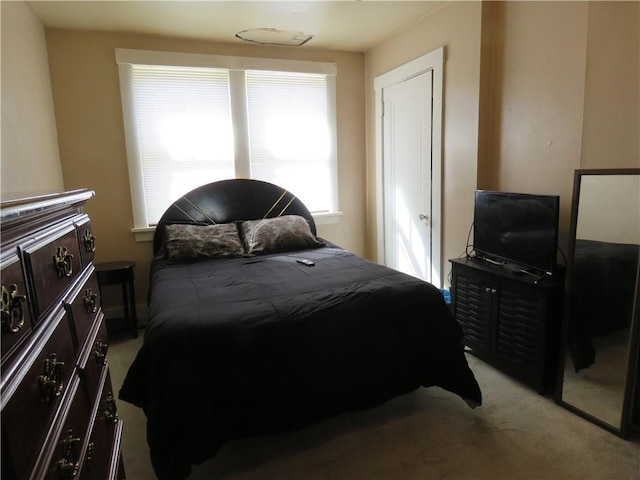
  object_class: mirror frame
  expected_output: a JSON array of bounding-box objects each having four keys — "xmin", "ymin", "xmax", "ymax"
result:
[{"xmin": 555, "ymin": 168, "xmax": 640, "ymax": 438}]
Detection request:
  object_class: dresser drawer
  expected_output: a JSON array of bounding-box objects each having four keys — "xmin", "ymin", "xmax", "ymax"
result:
[
  {"xmin": 40, "ymin": 375, "xmax": 91, "ymax": 480},
  {"xmin": 115, "ymin": 450, "xmax": 126, "ymax": 480},
  {"xmin": 0, "ymin": 308, "xmax": 76, "ymax": 480},
  {"xmin": 1, "ymin": 253, "xmax": 33, "ymax": 368},
  {"xmin": 75, "ymin": 215, "xmax": 96, "ymax": 269},
  {"xmin": 22, "ymin": 223, "xmax": 83, "ymax": 322},
  {"xmin": 65, "ymin": 267, "xmax": 101, "ymax": 351},
  {"xmin": 80, "ymin": 369, "xmax": 122, "ymax": 480},
  {"xmin": 78, "ymin": 314, "xmax": 109, "ymax": 406}
]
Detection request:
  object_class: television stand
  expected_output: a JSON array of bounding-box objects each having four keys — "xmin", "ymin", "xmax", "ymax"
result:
[{"xmin": 449, "ymin": 257, "xmax": 564, "ymax": 394}]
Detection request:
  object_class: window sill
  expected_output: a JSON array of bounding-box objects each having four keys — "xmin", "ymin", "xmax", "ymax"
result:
[
  {"xmin": 311, "ymin": 211, "xmax": 343, "ymax": 226},
  {"xmin": 131, "ymin": 211, "xmax": 342, "ymax": 242},
  {"xmin": 131, "ymin": 227, "xmax": 155, "ymax": 243}
]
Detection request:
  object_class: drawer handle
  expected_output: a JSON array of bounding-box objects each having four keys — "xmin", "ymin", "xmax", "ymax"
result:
[
  {"xmin": 1, "ymin": 284, "xmax": 26, "ymax": 334},
  {"xmin": 83, "ymin": 229, "xmax": 96, "ymax": 253},
  {"xmin": 53, "ymin": 246, "xmax": 74, "ymax": 278},
  {"xmin": 104, "ymin": 392, "xmax": 119, "ymax": 425},
  {"xmin": 94, "ymin": 340, "xmax": 108, "ymax": 368},
  {"xmin": 83, "ymin": 288, "xmax": 98, "ymax": 314},
  {"xmin": 85, "ymin": 441, "xmax": 95, "ymax": 467},
  {"xmin": 38, "ymin": 353, "xmax": 65, "ymax": 403},
  {"xmin": 57, "ymin": 429, "xmax": 81, "ymax": 480}
]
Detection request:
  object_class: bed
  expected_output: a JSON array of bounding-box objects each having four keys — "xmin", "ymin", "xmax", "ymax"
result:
[
  {"xmin": 119, "ymin": 179, "xmax": 482, "ymax": 479},
  {"xmin": 567, "ymin": 238, "xmax": 639, "ymax": 371}
]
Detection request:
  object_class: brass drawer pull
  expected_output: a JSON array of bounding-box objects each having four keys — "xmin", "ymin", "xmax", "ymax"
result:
[
  {"xmin": 38, "ymin": 353, "xmax": 65, "ymax": 403},
  {"xmin": 104, "ymin": 392, "xmax": 118, "ymax": 425},
  {"xmin": 83, "ymin": 288, "xmax": 98, "ymax": 314},
  {"xmin": 83, "ymin": 229, "xmax": 96, "ymax": 253},
  {"xmin": 85, "ymin": 441, "xmax": 95, "ymax": 467},
  {"xmin": 57, "ymin": 429, "xmax": 80, "ymax": 480},
  {"xmin": 94, "ymin": 340, "xmax": 108, "ymax": 368},
  {"xmin": 53, "ymin": 246, "xmax": 74, "ymax": 278},
  {"xmin": 1, "ymin": 284, "xmax": 26, "ymax": 334}
]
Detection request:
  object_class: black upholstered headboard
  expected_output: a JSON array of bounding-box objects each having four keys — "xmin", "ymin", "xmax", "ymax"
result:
[{"xmin": 153, "ymin": 179, "xmax": 316, "ymax": 255}]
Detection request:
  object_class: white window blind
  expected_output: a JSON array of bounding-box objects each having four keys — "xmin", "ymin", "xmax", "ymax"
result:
[
  {"xmin": 117, "ymin": 49, "xmax": 338, "ymax": 230},
  {"xmin": 130, "ymin": 65, "xmax": 234, "ymax": 223},
  {"xmin": 246, "ymin": 71, "xmax": 333, "ymax": 213}
]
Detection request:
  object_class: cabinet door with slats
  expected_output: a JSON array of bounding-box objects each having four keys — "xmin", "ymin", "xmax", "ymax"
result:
[
  {"xmin": 494, "ymin": 280, "xmax": 545, "ymax": 380},
  {"xmin": 451, "ymin": 265, "xmax": 494, "ymax": 358}
]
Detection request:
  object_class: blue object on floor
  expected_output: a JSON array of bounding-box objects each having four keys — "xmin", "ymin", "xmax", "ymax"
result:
[{"xmin": 440, "ymin": 288, "xmax": 451, "ymax": 305}]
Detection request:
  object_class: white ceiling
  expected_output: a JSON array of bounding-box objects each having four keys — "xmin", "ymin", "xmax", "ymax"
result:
[{"xmin": 26, "ymin": 1, "xmax": 445, "ymax": 52}]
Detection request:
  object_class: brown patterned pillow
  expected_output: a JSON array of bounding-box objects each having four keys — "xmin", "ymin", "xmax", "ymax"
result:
[
  {"xmin": 164, "ymin": 223, "xmax": 245, "ymax": 260},
  {"xmin": 241, "ymin": 215, "xmax": 324, "ymax": 255}
]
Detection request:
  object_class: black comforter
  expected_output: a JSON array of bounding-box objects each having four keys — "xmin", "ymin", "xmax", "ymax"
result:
[
  {"xmin": 119, "ymin": 246, "xmax": 482, "ymax": 479},
  {"xmin": 568, "ymin": 239, "xmax": 639, "ymax": 371}
]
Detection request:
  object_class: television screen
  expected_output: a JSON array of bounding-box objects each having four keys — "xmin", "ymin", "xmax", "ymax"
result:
[{"xmin": 473, "ymin": 190, "xmax": 560, "ymax": 275}]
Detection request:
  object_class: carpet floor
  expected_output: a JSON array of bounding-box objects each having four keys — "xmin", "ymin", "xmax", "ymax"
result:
[{"xmin": 108, "ymin": 329, "xmax": 640, "ymax": 480}]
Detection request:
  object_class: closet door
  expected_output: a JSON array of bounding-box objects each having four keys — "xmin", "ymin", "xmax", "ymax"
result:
[
  {"xmin": 375, "ymin": 47, "xmax": 444, "ymax": 286},
  {"xmin": 381, "ymin": 70, "xmax": 433, "ymax": 283}
]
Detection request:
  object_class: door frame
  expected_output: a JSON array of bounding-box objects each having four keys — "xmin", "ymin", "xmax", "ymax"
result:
[{"xmin": 374, "ymin": 46, "xmax": 444, "ymax": 287}]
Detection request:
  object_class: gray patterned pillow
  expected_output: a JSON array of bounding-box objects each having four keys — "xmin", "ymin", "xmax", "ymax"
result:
[
  {"xmin": 241, "ymin": 215, "xmax": 324, "ymax": 255},
  {"xmin": 164, "ymin": 223, "xmax": 245, "ymax": 260}
]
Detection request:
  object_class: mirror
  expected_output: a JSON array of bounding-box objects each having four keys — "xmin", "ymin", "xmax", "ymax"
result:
[{"xmin": 557, "ymin": 169, "xmax": 640, "ymax": 437}]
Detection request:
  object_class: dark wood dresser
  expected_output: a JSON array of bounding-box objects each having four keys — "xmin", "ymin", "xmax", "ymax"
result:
[{"xmin": 0, "ymin": 190, "xmax": 125, "ymax": 480}]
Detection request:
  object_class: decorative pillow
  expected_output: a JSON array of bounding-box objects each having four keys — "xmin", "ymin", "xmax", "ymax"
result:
[
  {"xmin": 241, "ymin": 215, "xmax": 324, "ymax": 255},
  {"xmin": 163, "ymin": 223, "xmax": 245, "ymax": 260}
]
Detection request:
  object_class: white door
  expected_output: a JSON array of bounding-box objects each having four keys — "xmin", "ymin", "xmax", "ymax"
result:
[
  {"xmin": 382, "ymin": 72, "xmax": 433, "ymax": 281},
  {"xmin": 374, "ymin": 47, "xmax": 443, "ymax": 286}
]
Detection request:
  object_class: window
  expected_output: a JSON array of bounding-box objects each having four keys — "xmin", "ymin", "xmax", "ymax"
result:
[{"xmin": 116, "ymin": 49, "xmax": 338, "ymax": 235}]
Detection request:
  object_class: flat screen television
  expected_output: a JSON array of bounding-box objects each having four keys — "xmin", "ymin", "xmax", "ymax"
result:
[{"xmin": 473, "ymin": 190, "xmax": 560, "ymax": 275}]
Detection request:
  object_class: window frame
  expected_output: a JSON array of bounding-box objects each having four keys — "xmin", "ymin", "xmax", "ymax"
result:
[{"xmin": 116, "ymin": 48, "xmax": 340, "ymax": 241}]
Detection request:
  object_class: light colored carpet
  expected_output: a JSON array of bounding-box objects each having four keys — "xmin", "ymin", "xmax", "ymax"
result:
[
  {"xmin": 560, "ymin": 329, "xmax": 630, "ymax": 428},
  {"xmin": 108, "ymin": 330, "xmax": 640, "ymax": 480}
]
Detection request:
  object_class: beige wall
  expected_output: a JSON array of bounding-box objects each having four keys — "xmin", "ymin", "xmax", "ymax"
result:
[
  {"xmin": 365, "ymin": 1, "xmax": 639, "ymax": 284},
  {"xmin": 577, "ymin": 175, "xmax": 640, "ymax": 244},
  {"xmin": 488, "ymin": 1, "xmax": 589, "ymax": 249},
  {"xmin": 581, "ymin": 1, "xmax": 639, "ymax": 170},
  {"xmin": 45, "ymin": 29, "xmax": 366, "ymax": 312},
  {"xmin": 1, "ymin": 1, "xmax": 64, "ymax": 196}
]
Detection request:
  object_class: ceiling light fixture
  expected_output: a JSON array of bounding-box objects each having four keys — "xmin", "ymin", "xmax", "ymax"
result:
[{"xmin": 235, "ymin": 28, "xmax": 313, "ymax": 47}]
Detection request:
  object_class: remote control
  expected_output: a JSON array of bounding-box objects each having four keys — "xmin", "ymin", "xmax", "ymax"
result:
[{"xmin": 297, "ymin": 259, "xmax": 315, "ymax": 267}]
